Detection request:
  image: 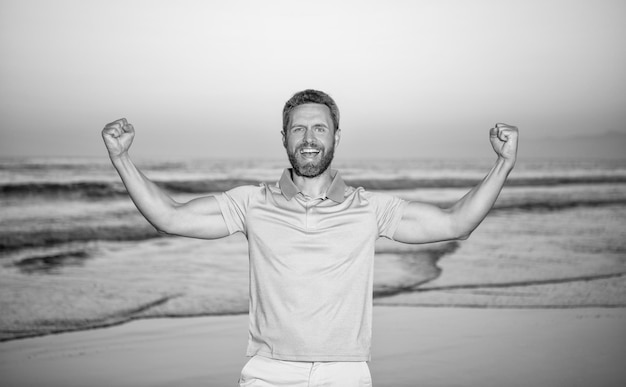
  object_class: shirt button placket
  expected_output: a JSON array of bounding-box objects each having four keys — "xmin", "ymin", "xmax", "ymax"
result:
[{"xmin": 305, "ymin": 203, "xmax": 309, "ymax": 229}]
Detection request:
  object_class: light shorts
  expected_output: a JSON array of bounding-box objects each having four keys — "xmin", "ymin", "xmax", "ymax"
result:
[{"xmin": 238, "ymin": 355, "xmax": 373, "ymax": 387}]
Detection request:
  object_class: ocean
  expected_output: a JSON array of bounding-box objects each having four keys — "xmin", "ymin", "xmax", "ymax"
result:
[{"xmin": 1, "ymin": 156, "xmax": 625, "ymax": 341}]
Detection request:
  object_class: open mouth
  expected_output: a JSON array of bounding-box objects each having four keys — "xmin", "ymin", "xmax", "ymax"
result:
[{"xmin": 299, "ymin": 148, "xmax": 321, "ymax": 157}]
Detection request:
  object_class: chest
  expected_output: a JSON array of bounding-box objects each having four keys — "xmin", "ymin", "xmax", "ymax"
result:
[{"xmin": 245, "ymin": 196, "xmax": 379, "ymax": 256}]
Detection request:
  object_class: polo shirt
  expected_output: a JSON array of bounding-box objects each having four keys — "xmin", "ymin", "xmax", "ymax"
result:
[{"xmin": 215, "ymin": 168, "xmax": 407, "ymax": 361}]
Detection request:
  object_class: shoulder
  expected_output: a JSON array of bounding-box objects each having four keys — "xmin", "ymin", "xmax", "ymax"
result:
[
  {"xmin": 356, "ymin": 187, "xmax": 396, "ymax": 201},
  {"xmin": 221, "ymin": 183, "xmax": 268, "ymax": 203},
  {"xmin": 225, "ymin": 184, "xmax": 265, "ymax": 195},
  {"xmin": 343, "ymin": 186, "xmax": 401, "ymax": 206},
  {"xmin": 356, "ymin": 188, "xmax": 408, "ymax": 212}
]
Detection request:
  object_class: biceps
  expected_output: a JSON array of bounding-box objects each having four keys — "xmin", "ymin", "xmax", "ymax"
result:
[
  {"xmin": 393, "ymin": 201, "xmax": 456, "ymax": 244},
  {"xmin": 166, "ymin": 195, "xmax": 230, "ymax": 239}
]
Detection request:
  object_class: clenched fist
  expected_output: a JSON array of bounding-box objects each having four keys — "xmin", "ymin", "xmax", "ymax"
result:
[
  {"xmin": 489, "ymin": 123, "xmax": 518, "ymax": 165},
  {"xmin": 102, "ymin": 118, "xmax": 135, "ymax": 158}
]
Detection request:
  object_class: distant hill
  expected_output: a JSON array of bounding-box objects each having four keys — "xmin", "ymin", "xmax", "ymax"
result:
[{"xmin": 521, "ymin": 131, "xmax": 626, "ymax": 159}]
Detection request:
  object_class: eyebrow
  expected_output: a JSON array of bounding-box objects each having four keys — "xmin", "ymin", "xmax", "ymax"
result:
[{"xmin": 289, "ymin": 122, "xmax": 329, "ymax": 129}]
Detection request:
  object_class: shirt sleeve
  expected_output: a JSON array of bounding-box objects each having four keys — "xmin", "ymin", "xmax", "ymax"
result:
[
  {"xmin": 368, "ymin": 191, "xmax": 408, "ymax": 239},
  {"xmin": 214, "ymin": 185, "xmax": 260, "ymax": 235}
]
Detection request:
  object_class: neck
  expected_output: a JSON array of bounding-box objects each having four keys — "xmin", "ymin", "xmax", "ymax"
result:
[{"xmin": 291, "ymin": 168, "xmax": 334, "ymax": 198}]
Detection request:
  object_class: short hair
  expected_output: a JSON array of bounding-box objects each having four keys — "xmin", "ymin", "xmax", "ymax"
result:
[{"xmin": 282, "ymin": 89, "xmax": 340, "ymax": 132}]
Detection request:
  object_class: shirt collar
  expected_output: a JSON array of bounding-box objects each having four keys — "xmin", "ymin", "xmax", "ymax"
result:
[{"xmin": 279, "ymin": 168, "xmax": 347, "ymax": 203}]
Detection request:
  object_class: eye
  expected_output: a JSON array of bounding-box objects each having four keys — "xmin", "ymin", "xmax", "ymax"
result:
[
  {"xmin": 290, "ymin": 127, "xmax": 304, "ymax": 133},
  {"xmin": 314, "ymin": 126, "xmax": 328, "ymax": 133}
]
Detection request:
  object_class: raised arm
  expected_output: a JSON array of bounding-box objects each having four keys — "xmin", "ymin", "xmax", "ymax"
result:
[
  {"xmin": 101, "ymin": 118, "xmax": 230, "ymax": 239},
  {"xmin": 393, "ymin": 123, "xmax": 518, "ymax": 244}
]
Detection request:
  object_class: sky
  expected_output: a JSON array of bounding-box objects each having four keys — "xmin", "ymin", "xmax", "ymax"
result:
[{"xmin": 1, "ymin": 0, "xmax": 625, "ymax": 160}]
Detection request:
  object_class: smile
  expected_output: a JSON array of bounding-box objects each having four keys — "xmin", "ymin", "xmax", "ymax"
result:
[{"xmin": 300, "ymin": 148, "xmax": 321, "ymax": 155}]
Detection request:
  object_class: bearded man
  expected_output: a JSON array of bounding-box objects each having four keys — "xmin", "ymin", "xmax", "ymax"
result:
[{"xmin": 102, "ymin": 89, "xmax": 519, "ymax": 386}]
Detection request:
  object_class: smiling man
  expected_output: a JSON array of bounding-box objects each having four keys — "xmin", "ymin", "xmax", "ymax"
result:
[
  {"xmin": 283, "ymin": 95, "xmax": 339, "ymax": 180},
  {"xmin": 102, "ymin": 89, "xmax": 518, "ymax": 386}
]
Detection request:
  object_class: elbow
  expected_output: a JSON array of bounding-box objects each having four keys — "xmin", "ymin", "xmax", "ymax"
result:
[
  {"xmin": 155, "ymin": 226, "xmax": 173, "ymax": 236},
  {"xmin": 150, "ymin": 217, "xmax": 176, "ymax": 236},
  {"xmin": 451, "ymin": 224, "xmax": 474, "ymax": 240},
  {"xmin": 456, "ymin": 232, "xmax": 471, "ymax": 240},
  {"xmin": 148, "ymin": 208, "xmax": 180, "ymax": 236},
  {"xmin": 448, "ymin": 214, "xmax": 477, "ymax": 241},
  {"xmin": 154, "ymin": 220, "xmax": 182, "ymax": 236}
]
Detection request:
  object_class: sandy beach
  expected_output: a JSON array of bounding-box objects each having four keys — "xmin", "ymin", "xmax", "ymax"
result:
[{"xmin": 1, "ymin": 306, "xmax": 624, "ymax": 387}]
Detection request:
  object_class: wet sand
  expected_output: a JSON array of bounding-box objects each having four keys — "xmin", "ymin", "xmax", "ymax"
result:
[{"xmin": 1, "ymin": 306, "xmax": 625, "ymax": 387}]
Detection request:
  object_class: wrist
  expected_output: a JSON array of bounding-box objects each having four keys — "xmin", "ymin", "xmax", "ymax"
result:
[
  {"xmin": 496, "ymin": 155, "xmax": 516, "ymax": 173},
  {"xmin": 109, "ymin": 151, "xmax": 131, "ymax": 166}
]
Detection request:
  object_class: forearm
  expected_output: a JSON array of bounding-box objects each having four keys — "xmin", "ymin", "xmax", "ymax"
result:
[
  {"xmin": 110, "ymin": 153, "xmax": 177, "ymax": 231},
  {"xmin": 449, "ymin": 156, "xmax": 514, "ymax": 237}
]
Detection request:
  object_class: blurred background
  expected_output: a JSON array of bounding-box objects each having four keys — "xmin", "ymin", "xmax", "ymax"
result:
[
  {"xmin": 1, "ymin": 0, "xmax": 625, "ymax": 159},
  {"xmin": 1, "ymin": 0, "xmax": 625, "ymax": 341}
]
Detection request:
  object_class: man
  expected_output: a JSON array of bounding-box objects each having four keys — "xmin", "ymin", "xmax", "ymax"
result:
[{"xmin": 102, "ymin": 89, "xmax": 518, "ymax": 386}]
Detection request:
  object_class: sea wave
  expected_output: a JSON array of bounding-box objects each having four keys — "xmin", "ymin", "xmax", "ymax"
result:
[
  {"xmin": 2, "ymin": 200, "xmax": 626, "ymax": 251},
  {"xmin": 3, "ymin": 175, "xmax": 626, "ymax": 199},
  {"xmin": 0, "ymin": 223, "xmax": 160, "ymax": 251}
]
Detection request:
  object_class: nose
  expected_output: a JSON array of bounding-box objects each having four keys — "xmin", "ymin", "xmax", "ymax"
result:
[{"xmin": 303, "ymin": 128, "xmax": 315, "ymax": 142}]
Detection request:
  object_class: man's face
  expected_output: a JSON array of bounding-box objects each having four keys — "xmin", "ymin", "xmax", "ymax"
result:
[{"xmin": 283, "ymin": 103, "xmax": 341, "ymax": 178}]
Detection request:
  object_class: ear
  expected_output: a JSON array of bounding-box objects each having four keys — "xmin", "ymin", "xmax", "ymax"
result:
[
  {"xmin": 334, "ymin": 128, "xmax": 341, "ymax": 148},
  {"xmin": 281, "ymin": 130, "xmax": 287, "ymax": 148}
]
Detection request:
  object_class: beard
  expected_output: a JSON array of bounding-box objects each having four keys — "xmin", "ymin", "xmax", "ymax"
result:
[{"xmin": 287, "ymin": 141, "xmax": 335, "ymax": 178}]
